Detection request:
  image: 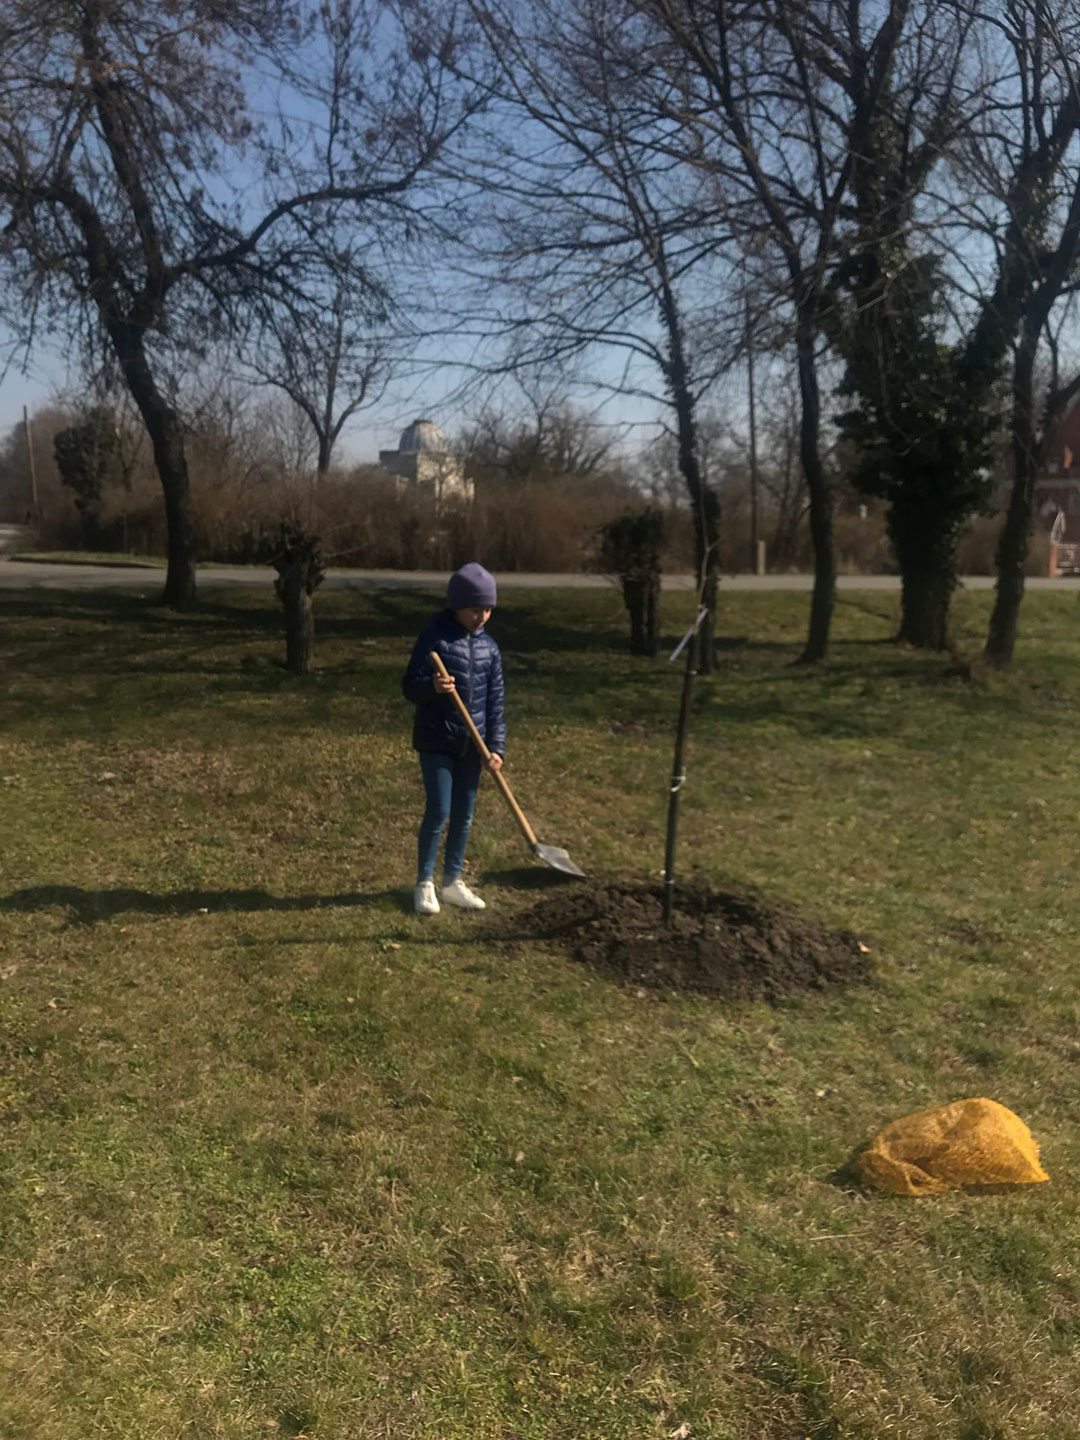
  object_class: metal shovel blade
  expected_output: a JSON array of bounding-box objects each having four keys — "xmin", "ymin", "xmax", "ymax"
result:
[{"xmin": 533, "ymin": 841, "xmax": 586, "ymax": 878}]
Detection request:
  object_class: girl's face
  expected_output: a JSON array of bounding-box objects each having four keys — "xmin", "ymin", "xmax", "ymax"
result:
[{"xmin": 455, "ymin": 606, "xmax": 492, "ymax": 631}]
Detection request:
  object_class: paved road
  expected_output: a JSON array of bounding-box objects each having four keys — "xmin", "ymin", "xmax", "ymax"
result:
[{"xmin": 3, "ymin": 556, "xmax": 1080, "ymax": 592}]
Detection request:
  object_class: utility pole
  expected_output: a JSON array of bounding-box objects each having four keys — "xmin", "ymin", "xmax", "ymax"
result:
[
  {"xmin": 745, "ymin": 295, "xmax": 760, "ymax": 574},
  {"xmin": 23, "ymin": 406, "xmax": 39, "ymax": 525}
]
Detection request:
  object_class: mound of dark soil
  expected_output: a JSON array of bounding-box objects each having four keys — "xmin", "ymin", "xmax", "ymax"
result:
[{"xmin": 512, "ymin": 879, "xmax": 870, "ymax": 1002}]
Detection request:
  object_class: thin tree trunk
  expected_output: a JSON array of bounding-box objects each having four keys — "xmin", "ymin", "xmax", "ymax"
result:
[
  {"xmin": 699, "ymin": 492, "xmax": 721, "ymax": 671},
  {"xmin": 670, "ymin": 368, "xmax": 719, "ymax": 672},
  {"xmin": 108, "ymin": 320, "xmax": 197, "ymax": 609},
  {"xmin": 663, "ymin": 627, "xmax": 697, "ymax": 925},
  {"xmin": 660, "ymin": 272, "xmax": 720, "ymax": 672},
  {"xmin": 645, "ymin": 572, "xmax": 660, "ymax": 657},
  {"xmin": 986, "ymin": 324, "xmax": 1040, "ymax": 667},
  {"xmin": 794, "ymin": 324, "xmax": 834, "ymax": 663}
]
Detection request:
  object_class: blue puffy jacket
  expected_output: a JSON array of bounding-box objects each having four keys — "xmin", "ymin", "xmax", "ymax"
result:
[{"xmin": 402, "ymin": 610, "xmax": 507, "ymax": 758}]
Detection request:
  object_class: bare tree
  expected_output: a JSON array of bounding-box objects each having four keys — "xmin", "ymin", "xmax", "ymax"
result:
[
  {"xmin": 462, "ymin": 0, "xmax": 739, "ymax": 669},
  {"xmin": 636, "ymin": 0, "xmax": 970, "ymax": 661},
  {"xmin": 0, "ymin": 0, "xmax": 478, "ymax": 608},
  {"xmin": 459, "ymin": 382, "xmax": 618, "ymax": 486},
  {"xmin": 987, "ymin": 310, "xmax": 1080, "ymax": 663},
  {"xmin": 242, "ymin": 237, "xmax": 397, "ymax": 479},
  {"xmin": 831, "ymin": 0, "xmax": 1080, "ymax": 649},
  {"xmin": 980, "ymin": 3, "xmax": 1080, "ymax": 664},
  {"xmin": 755, "ymin": 381, "xmax": 813, "ymax": 568}
]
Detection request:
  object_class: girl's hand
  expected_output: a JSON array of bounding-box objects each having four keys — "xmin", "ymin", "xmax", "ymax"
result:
[
  {"xmin": 433, "ymin": 671, "xmax": 456, "ymax": 695},
  {"xmin": 486, "ymin": 753, "xmax": 504, "ymax": 772}
]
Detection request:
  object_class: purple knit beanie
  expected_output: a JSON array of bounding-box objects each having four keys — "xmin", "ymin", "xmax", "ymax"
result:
[{"xmin": 446, "ymin": 563, "xmax": 497, "ymax": 609}]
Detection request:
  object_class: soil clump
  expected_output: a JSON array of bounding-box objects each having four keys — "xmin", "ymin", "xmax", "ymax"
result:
[{"xmin": 511, "ymin": 879, "xmax": 870, "ymax": 1002}]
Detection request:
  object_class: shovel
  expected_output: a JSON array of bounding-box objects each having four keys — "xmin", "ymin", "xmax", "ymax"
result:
[{"xmin": 429, "ymin": 650, "xmax": 585, "ymax": 878}]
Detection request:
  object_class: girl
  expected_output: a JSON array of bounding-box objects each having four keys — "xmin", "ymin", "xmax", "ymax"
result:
[{"xmin": 402, "ymin": 563, "xmax": 506, "ymax": 914}]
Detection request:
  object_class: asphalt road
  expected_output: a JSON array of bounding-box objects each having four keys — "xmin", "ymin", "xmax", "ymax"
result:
[{"xmin": 3, "ymin": 556, "xmax": 1080, "ymax": 592}]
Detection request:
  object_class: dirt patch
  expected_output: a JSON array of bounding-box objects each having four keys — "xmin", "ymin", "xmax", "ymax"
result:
[{"xmin": 509, "ymin": 879, "xmax": 870, "ymax": 1002}]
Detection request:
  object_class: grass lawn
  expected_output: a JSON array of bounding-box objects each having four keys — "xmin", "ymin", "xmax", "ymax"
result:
[{"xmin": 2, "ymin": 580, "xmax": 1079, "ymax": 1439}]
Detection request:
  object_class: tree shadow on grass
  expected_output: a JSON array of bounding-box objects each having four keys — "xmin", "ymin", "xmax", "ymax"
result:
[
  {"xmin": 0, "ymin": 883, "xmax": 412, "ymax": 926},
  {"xmin": 0, "ymin": 585, "xmax": 632, "ymax": 673},
  {"xmin": 691, "ymin": 645, "xmax": 1030, "ymax": 743}
]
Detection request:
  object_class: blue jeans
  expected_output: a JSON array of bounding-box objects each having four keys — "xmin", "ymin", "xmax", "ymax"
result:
[{"xmin": 417, "ymin": 749, "xmax": 482, "ymax": 884}]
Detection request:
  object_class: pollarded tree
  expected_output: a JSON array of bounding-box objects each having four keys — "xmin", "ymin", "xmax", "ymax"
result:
[
  {"xmin": 597, "ymin": 507, "xmax": 665, "ymax": 656},
  {"xmin": 53, "ymin": 405, "xmax": 126, "ymax": 548},
  {"xmin": 273, "ymin": 521, "xmax": 325, "ymax": 674},
  {"xmin": 0, "ymin": 0, "xmax": 479, "ymax": 608}
]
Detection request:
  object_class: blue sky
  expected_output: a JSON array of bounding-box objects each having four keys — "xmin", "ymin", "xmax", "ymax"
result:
[
  {"xmin": 0, "ymin": 335, "xmax": 69, "ymax": 431},
  {"xmin": 0, "ymin": 319, "xmax": 670, "ymax": 465}
]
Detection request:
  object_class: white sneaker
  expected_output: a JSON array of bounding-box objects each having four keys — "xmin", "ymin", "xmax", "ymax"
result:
[
  {"xmin": 414, "ymin": 881, "xmax": 440, "ymax": 915},
  {"xmin": 441, "ymin": 878, "xmax": 486, "ymax": 911}
]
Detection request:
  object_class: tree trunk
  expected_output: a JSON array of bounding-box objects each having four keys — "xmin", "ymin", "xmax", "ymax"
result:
[
  {"xmin": 659, "ymin": 273, "xmax": 720, "ymax": 672},
  {"xmin": 663, "ymin": 627, "xmax": 697, "ymax": 925},
  {"xmin": 897, "ymin": 564, "xmax": 952, "ymax": 649},
  {"xmin": 670, "ymin": 373, "xmax": 719, "ymax": 672},
  {"xmin": 889, "ymin": 485, "xmax": 956, "ymax": 649},
  {"xmin": 280, "ymin": 572, "xmax": 316, "ymax": 674},
  {"xmin": 159, "ymin": 448, "xmax": 199, "ymax": 611},
  {"xmin": 273, "ymin": 526, "xmax": 324, "ymax": 674},
  {"xmin": 986, "ymin": 321, "xmax": 1040, "ymax": 668},
  {"xmin": 645, "ymin": 572, "xmax": 660, "ymax": 657},
  {"xmin": 698, "ymin": 492, "xmax": 721, "ymax": 672},
  {"xmin": 621, "ymin": 574, "xmax": 662, "ymax": 657},
  {"xmin": 794, "ymin": 324, "xmax": 834, "ymax": 663},
  {"xmin": 77, "ymin": 498, "xmax": 101, "ymax": 551},
  {"xmin": 316, "ymin": 435, "xmax": 332, "ymax": 476},
  {"xmin": 623, "ymin": 577, "xmax": 648, "ymax": 654},
  {"xmin": 107, "ymin": 319, "xmax": 197, "ymax": 609}
]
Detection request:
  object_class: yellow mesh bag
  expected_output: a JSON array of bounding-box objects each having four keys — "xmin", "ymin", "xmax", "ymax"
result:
[{"xmin": 854, "ymin": 1098, "xmax": 1049, "ymax": 1196}]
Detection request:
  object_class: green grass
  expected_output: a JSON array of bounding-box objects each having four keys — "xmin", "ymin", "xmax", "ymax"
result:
[{"xmin": 2, "ymin": 581, "xmax": 1080, "ymax": 1438}]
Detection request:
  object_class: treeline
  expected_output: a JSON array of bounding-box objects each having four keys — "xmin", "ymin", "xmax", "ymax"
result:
[
  {"xmin": 0, "ymin": 387, "xmax": 1050, "ymax": 580},
  {"xmin": 1, "ymin": 1, "xmax": 1078, "ymax": 666},
  {"xmin": 0, "ymin": 399, "xmax": 683, "ymax": 573}
]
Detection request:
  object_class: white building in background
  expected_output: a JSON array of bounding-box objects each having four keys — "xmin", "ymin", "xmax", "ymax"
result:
[{"xmin": 378, "ymin": 419, "xmax": 474, "ymax": 503}]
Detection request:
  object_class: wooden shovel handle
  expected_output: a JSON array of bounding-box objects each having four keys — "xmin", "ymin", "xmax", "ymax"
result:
[{"xmin": 428, "ymin": 650, "xmax": 538, "ymax": 847}]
